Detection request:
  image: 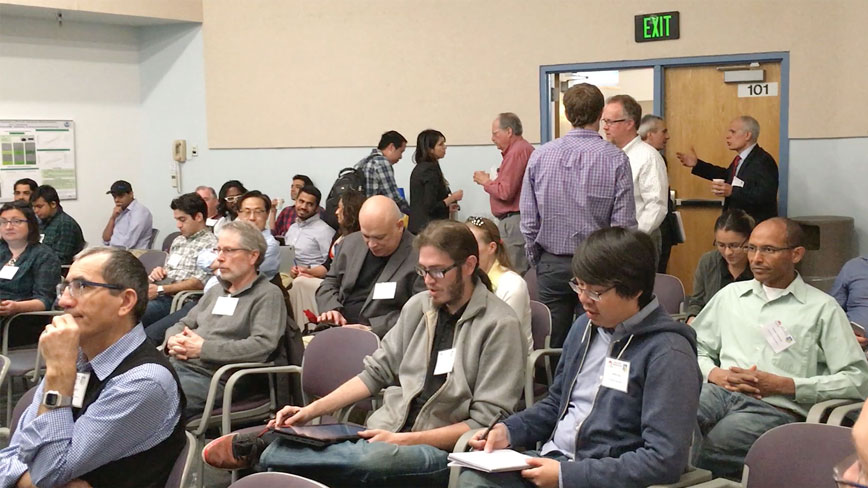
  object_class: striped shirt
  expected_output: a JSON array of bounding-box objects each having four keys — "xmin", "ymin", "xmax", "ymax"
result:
[
  {"xmin": 519, "ymin": 128, "xmax": 637, "ymax": 264},
  {"xmin": 166, "ymin": 228, "xmax": 217, "ymax": 284}
]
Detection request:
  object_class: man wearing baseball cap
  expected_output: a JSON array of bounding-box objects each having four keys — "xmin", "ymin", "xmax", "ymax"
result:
[{"xmin": 102, "ymin": 180, "xmax": 154, "ymax": 249}]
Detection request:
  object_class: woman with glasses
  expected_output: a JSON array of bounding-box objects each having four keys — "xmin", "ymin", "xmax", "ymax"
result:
[
  {"xmin": 408, "ymin": 129, "xmax": 463, "ymax": 234},
  {"xmin": 686, "ymin": 209, "xmax": 755, "ymax": 323},
  {"xmin": 0, "ymin": 200, "xmax": 61, "ymax": 346},
  {"xmin": 213, "ymin": 180, "xmax": 247, "ymax": 236},
  {"xmin": 466, "ymin": 216, "xmax": 532, "ymax": 355}
]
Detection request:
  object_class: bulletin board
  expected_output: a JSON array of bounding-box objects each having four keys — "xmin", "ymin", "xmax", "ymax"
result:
[{"xmin": 0, "ymin": 120, "xmax": 77, "ymax": 202}]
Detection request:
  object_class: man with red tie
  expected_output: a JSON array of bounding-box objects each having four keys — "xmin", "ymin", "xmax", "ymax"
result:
[{"xmin": 677, "ymin": 115, "xmax": 778, "ymax": 223}]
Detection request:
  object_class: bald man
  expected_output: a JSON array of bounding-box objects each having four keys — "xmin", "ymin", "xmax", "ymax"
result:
[{"xmin": 315, "ymin": 196, "xmax": 425, "ymax": 337}]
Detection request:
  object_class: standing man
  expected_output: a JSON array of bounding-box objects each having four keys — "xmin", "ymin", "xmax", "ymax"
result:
[
  {"xmin": 639, "ymin": 114, "xmax": 678, "ymax": 272},
  {"xmin": 0, "ymin": 247, "xmax": 185, "ymax": 488},
  {"xmin": 285, "ymin": 185, "xmax": 335, "ymax": 271},
  {"xmin": 473, "ymin": 112, "xmax": 534, "ymax": 274},
  {"xmin": 195, "ymin": 185, "xmax": 220, "ymax": 224},
  {"xmin": 270, "ymin": 175, "xmax": 323, "ymax": 237},
  {"xmin": 520, "ymin": 83, "xmax": 636, "ymax": 348},
  {"xmin": 355, "ymin": 130, "xmax": 410, "ymax": 215},
  {"xmin": 13, "ymin": 178, "xmax": 37, "ymax": 202},
  {"xmin": 31, "ymin": 185, "xmax": 85, "ymax": 265},
  {"xmin": 676, "ymin": 115, "xmax": 779, "ymax": 223},
  {"xmin": 602, "ymin": 95, "xmax": 668, "ymax": 260},
  {"xmin": 102, "ymin": 180, "xmax": 154, "ymax": 249}
]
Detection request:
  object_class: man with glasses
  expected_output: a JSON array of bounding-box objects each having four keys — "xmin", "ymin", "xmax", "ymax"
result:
[
  {"xmin": 101, "ymin": 180, "xmax": 154, "ymax": 249},
  {"xmin": 162, "ymin": 220, "xmax": 284, "ymax": 418},
  {"xmin": 315, "ymin": 195, "xmax": 424, "ymax": 337},
  {"xmin": 520, "ymin": 83, "xmax": 636, "ymax": 349},
  {"xmin": 692, "ymin": 217, "xmax": 868, "ymax": 479},
  {"xmin": 0, "ymin": 247, "xmax": 185, "ymax": 488},
  {"xmin": 202, "ymin": 220, "xmax": 525, "ymax": 488},
  {"xmin": 141, "ymin": 193, "xmax": 217, "ymax": 341}
]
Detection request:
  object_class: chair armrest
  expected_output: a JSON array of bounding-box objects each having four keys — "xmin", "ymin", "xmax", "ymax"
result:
[
  {"xmin": 191, "ymin": 361, "xmax": 274, "ymax": 436},
  {"xmin": 687, "ymin": 479, "xmax": 741, "ymax": 488},
  {"xmin": 2, "ymin": 311, "xmax": 63, "ymax": 354},
  {"xmin": 171, "ymin": 290, "xmax": 204, "ymax": 314},
  {"xmin": 221, "ymin": 365, "xmax": 303, "ymax": 434},
  {"xmin": 447, "ymin": 428, "xmax": 486, "ymax": 488},
  {"xmin": 806, "ymin": 398, "xmax": 860, "ymax": 423},
  {"xmin": 828, "ymin": 401, "xmax": 864, "ymax": 426},
  {"xmin": 525, "ymin": 348, "xmax": 562, "ymax": 410}
]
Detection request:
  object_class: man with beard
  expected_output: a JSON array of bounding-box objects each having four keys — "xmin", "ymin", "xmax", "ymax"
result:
[
  {"xmin": 201, "ymin": 220, "xmax": 525, "ymax": 488},
  {"xmin": 284, "ymin": 185, "xmax": 335, "ymax": 273}
]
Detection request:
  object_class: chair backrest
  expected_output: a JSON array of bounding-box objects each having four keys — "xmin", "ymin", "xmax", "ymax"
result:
[
  {"xmin": 229, "ymin": 472, "xmax": 330, "ymax": 488},
  {"xmin": 137, "ymin": 250, "xmax": 168, "ymax": 274},
  {"xmin": 742, "ymin": 422, "xmax": 852, "ymax": 487},
  {"xmin": 524, "ymin": 266, "xmax": 539, "ymax": 302},
  {"xmin": 164, "ymin": 431, "xmax": 196, "ymax": 488},
  {"xmin": 161, "ymin": 231, "xmax": 181, "ymax": 253},
  {"xmin": 529, "ymin": 300, "xmax": 551, "ymax": 350},
  {"xmin": 301, "ymin": 327, "xmax": 379, "ymax": 406},
  {"xmin": 654, "ymin": 273, "xmax": 685, "ymax": 315},
  {"xmin": 148, "ymin": 228, "xmax": 159, "ymax": 249},
  {"xmin": 9, "ymin": 386, "xmax": 38, "ymax": 437},
  {"xmin": 278, "ymin": 245, "xmax": 296, "ymax": 274},
  {"xmin": 0, "ymin": 355, "xmax": 9, "ymax": 389}
]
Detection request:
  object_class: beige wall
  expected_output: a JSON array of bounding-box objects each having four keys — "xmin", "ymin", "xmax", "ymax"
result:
[
  {"xmin": 203, "ymin": 0, "xmax": 866, "ymax": 148},
  {"xmin": 0, "ymin": 0, "xmax": 202, "ymax": 21}
]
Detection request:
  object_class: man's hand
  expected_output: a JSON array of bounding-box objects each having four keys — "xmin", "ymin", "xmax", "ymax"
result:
[
  {"xmin": 318, "ymin": 310, "xmax": 347, "ymax": 326},
  {"xmin": 166, "ymin": 333, "xmax": 186, "ymax": 359},
  {"xmin": 855, "ymin": 331, "xmax": 868, "ymax": 350},
  {"xmin": 40, "ymin": 315, "xmax": 81, "ymax": 388},
  {"xmin": 472, "ymin": 170, "xmax": 491, "ymax": 186},
  {"xmin": 708, "ymin": 366, "xmax": 760, "ymax": 399},
  {"xmin": 179, "ymin": 327, "xmax": 203, "ymax": 359},
  {"xmin": 270, "ymin": 405, "xmax": 313, "ymax": 428},
  {"xmin": 0, "ymin": 300, "xmax": 20, "ymax": 317},
  {"xmin": 675, "ymin": 147, "xmax": 698, "ymax": 168},
  {"xmin": 521, "ymin": 457, "xmax": 560, "ymax": 488},
  {"xmin": 711, "ymin": 180, "xmax": 733, "ymax": 197},
  {"xmin": 451, "ymin": 189, "xmax": 464, "ymax": 202},
  {"xmin": 147, "ymin": 283, "xmax": 159, "ymax": 300},
  {"xmin": 467, "ymin": 423, "xmax": 509, "ymax": 452},
  {"xmin": 111, "ymin": 205, "xmax": 123, "ymax": 219},
  {"xmin": 289, "ymin": 265, "xmax": 305, "ymax": 279},
  {"xmin": 149, "ymin": 266, "xmax": 167, "ymax": 282},
  {"xmin": 358, "ymin": 429, "xmax": 412, "ymax": 446},
  {"xmin": 749, "ymin": 367, "xmax": 796, "ymax": 397}
]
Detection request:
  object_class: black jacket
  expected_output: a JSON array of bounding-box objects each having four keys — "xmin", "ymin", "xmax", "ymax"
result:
[
  {"xmin": 408, "ymin": 161, "xmax": 450, "ymax": 234},
  {"xmin": 692, "ymin": 144, "xmax": 779, "ymax": 222}
]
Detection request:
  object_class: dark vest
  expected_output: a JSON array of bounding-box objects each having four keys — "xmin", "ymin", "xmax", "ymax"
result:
[{"xmin": 73, "ymin": 339, "xmax": 187, "ymax": 488}]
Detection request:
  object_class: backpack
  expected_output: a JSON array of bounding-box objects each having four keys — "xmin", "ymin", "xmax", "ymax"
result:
[{"xmin": 323, "ymin": 166, "xmax": 365, "ymax": 229}]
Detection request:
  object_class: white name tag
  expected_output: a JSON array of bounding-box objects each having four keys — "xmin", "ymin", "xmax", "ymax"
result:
[
  {"xmin": 372, "ymin": 282, "xmax": 397, "ymax": 300},
  {"xmin": 39, "ymin": 234, "xmax": 45, "ymax": 243},
  {"xmin": 0, "ymin": 265, "xmax": 19, "ymax": 280},
  {"xmin": 72, "ymin": 372, "xmax": 91, "ymax": 408},
  {"xmin": 761, "ymin": 320, "xmax": 795, "ymax": 353},
  {"xmin": 732, "ymin": 176, "xmax": 745, "ymax": 188},
  {"xmin": 167, "ymin": 253, "xmax": 182, "ymax": 268},
  {"xmin": 601, "ymin": 357, "xmax": 630, "ymax": 393},
  {"xmin": 212, "ymin": 296, "xmax": 239, "ymax": 316},
  {"xmin": 433, "ymin": 348, "xmax": 456, "ymax": 376},
  {"xmin": 206, "ymin": 218, "xmax": 218, "ymax": 227}
]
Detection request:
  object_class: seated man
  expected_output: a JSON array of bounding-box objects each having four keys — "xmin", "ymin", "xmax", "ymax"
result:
[
  {"xmin": 102, "ymin": 180, "xmax": 154, "ymax": 250},
  {"xmin": 693, "ymin": 217, "xmax": 868, "ymax": 478},
  {"xmin": 285, "ymin": 185, "xmax": 334, "ymax": 270},
  {"xmin": 0, "ymin": 247, "xmax": 185, "ymax": 488},
  {"xmin": 830, "ymin": 255, "xmax": 868, "ymax": 349},
  {"xmin": 142, "ymin": 192, "xmax": 217, "ymax": 339},
  {"xmin": 270, "ymin": 175, "xmax": 325, "ymax": 237},
  {"xmin": 460, "ymin": 227, "xmax": 701, "ymax": 487},
  {"xmin": 13, "ymin": 178, "xmax": 37, "ymax": 202},
  {"xmin": 203, "ymin": 220, "xmax": 525, "ymax": 488},
  {"xmin": 31, "ymin": 184, "xmax": 85, "ymax": 265},
  {"xmin": 316, "ymin": 195, "xmax": 424, "ymax": 337},
  {"xmin": 164, "ymin": 220, "xmax": 285, "ymax": 418}
]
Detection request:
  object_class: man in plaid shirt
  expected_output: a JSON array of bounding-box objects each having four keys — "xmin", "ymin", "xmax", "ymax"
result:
[
  {"xmin": 270, "ymin": 175, "xmax": 324, "ymax": 237},
  {"xmin": 355, "ymin": 130, "xmax": 410, "ymax": 215},
  {"xmin": 31, "ymin": 185, "xmax": 85, "ymax": 265}
]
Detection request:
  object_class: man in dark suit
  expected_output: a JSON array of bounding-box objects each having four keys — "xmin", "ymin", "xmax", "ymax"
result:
[
  {"xmin": 315, "ymin": 195, "xmax": 424, "ymax": 337},
  {"xmin": 677, "ymin": 115, "xmax": 778, "ymax": 222}
]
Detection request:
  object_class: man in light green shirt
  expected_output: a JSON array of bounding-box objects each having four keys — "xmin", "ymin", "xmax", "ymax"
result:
[{"xmin": 693, "ymin": 217, "xmax": 868, "ymax": 479}]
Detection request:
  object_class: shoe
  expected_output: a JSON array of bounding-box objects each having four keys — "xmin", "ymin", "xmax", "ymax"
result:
[{"xmin": 202, "ymin": 433, "xmax": 252, "ymax": 470}]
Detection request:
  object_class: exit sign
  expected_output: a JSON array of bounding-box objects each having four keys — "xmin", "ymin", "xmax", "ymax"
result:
[{"xmin": 635, "ymin": 11, "xmax": 680, "ymax": 43}]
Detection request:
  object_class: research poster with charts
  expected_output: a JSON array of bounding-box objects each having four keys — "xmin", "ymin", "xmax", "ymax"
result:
[{"xmin": 0, "ymin": 120, "xmax": 77, "ymax": 202}]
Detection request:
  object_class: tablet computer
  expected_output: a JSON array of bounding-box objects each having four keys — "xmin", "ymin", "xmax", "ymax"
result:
[{"xmin": 274, "ymin": 423, "xmax": 366, "ymax": 448}]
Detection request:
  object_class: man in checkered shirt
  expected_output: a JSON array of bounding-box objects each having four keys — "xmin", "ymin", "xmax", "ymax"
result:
[{"xmin": 355, "ymin": 130, "xmax": 410, "ymax": 215}]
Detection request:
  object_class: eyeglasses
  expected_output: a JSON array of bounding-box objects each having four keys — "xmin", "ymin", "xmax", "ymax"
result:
[
  {"xmin": 745, "ymin": 245, "xmax": 795, "ymax": 256},
  {"xmin": 224, "ymin": 195, "xmax": 240, "ymax": 203},
  {"xmin": 0, "ymin": 219, "xmax": 27, "ymax": 227},
  {"xmin": 238, "ymin": 209, "xmax": 267, "ymax": 217},
  {"xmin": 466, "ymin": 216, "xmax": 485, "ymax": 227},
  {"xmin": 601, "ymin": 118, "xmax": 627, "ymax": 126},
  {"xmin": 212, "ymin": 247, "xmax": 252, "ymax": 256},
  {"xmin": 57, "ymin": 279, "xmax": 124, "ymax": 298},
  {"xmin": 714, "ymin": 241, "xmax": 747, "ymax": 252},
  {"xmin": 569, "ymin": 278, "xmax": 613, "ymax": 301},
  {"xmin": 415, "ymin": 262, "xmax": 460, "ymax": 279},
  {"xmin": 833, "ymin": 454, "xmax": 868, "ymax": 488}
]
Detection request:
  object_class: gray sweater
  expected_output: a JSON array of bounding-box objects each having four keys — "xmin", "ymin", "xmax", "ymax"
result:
[{"xmin": 164, "ymin": 272, "xmax": 286, "ymax": 371}]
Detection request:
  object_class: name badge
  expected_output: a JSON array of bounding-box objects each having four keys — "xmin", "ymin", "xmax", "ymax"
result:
[
  {"xmin": 206, "ymin": 218, "xmax": 219, "ymax": 227},
  {"xmin": 167, "ymin": 253, "xmax": 182, "ymax": 268},
  {"xmin": 372, "ymin": 282, "xmax": 397, "ymax": 300},
  {"xmin": 761, "ymin": 320, "xmax": 795, "ymax": 353},
  {"xmin": 732, "ymin": 176, "xmax": 745, "ymax": 188},
  {"xmin": 72, "ymin": 372, "xmax": 91, "ymax": 408},
  {"xmin": 0, "ymin": 266, "xmax": 19, "ymax": 280},
  {"xmin": 212, "ymin": 296, "xmax": 239, "ymax": 316},
  {"xmin": 601, "ymin": 357, "xmax": 630, "ymax": 393},
  {"xmin": 433, "ymin": 348, "xmax": 456, "ymax": 376},
  {"xmin": 39, "ymin": 234, "xmax": 45, "ymax": 243}
]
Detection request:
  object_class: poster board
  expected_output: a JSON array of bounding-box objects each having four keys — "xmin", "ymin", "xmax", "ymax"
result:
[{"xmin": 0, "ymin": 120, "xmax": 77, "ymax": 202}]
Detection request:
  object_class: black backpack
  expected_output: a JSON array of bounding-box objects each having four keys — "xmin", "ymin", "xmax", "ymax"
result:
[{"xmin": 323, "ymin": 167, "xmax": 365, "ymax": 229}]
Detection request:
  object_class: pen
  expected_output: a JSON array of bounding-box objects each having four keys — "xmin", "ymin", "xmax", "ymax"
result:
[{"xmin": 481, "ymin": 410, "xmax": 505, "ymax": 441}]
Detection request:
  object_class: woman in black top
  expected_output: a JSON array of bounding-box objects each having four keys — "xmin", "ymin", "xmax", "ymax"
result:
[{"xmin": 408, "ymin": 129, "xmax": 463, "ymax": 234}]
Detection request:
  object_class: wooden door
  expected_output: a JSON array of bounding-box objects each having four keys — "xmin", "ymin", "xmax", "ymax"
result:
[{"xmin": 664, "ymin": 63, "xmax": 781, "ymax": 294}]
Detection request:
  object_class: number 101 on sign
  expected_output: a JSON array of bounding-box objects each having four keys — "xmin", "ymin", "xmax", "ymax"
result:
[{"xmin": 738, "ymin": 82, "xmax": 779, "ymax": 98}]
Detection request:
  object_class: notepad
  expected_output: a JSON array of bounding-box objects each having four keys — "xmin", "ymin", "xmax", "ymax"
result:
[{"xmin": 447, "ymin": 449, "xmax": 532, "ymax": 473}]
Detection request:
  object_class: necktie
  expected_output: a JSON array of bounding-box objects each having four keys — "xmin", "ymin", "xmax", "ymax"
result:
[{"xmin": 728, "ymin": 155, "xmax": 741, "ymax": 182}]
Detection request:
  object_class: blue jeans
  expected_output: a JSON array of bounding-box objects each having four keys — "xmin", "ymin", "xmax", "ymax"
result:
[
  {"xmin": 457, "ymin": 450, "xmax": 569, "ymax": 487},
  {"xmin": 537, "ymin": 252, "xmax": 579, "ymax": 348},
  {"xmin": 145, "ymin": 301, "xmax": 196, "ymax": 344},
  {"xmin": 259, "ymin": 438, "xmax": 450, "ymax": 488},
  {"xmin": 142, "ymin": 295, "xmax": 173, "ymax": 328},
  {"xmin": 696, "ymin": 383, "xmax": 797, "ymax": 479}
]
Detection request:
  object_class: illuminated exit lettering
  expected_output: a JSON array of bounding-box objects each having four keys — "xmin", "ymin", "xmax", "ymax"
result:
[{"xmin": 635, "ymin": 11, "xmax": 680, "ymax": 43}]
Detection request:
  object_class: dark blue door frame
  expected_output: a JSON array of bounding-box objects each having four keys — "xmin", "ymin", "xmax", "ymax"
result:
[{"xmin": 538, "ymin": 52, "xmax": 790, "ymax": 215}]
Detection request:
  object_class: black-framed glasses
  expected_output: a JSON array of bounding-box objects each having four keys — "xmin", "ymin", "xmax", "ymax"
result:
[
  {"xmin": 568, "ymin": 278, "xmax": 613, "ymax": 302},
  {"xmin": 745, "ymin": 244, "xmax": 795, "ymax": 256},
  {"xmin": 415, "ymin": 262, "xmax": 460, "ymax": 280},
  {"xmin": 0, "ymin": 219, "xmax": 28, "ymax": 227},
  {"xmin": 212, "ymin": 247, "xmax": 252, "ymax": 256},
  {"xmin": 833, "ymin": 453, "xmax": 868, "ymax": 488},
  {"xmin": 601, "ymin": 118, "xmax": 627, "ymax": 126},
  {"xmin": 57, "ymin": 279, "xmax": 124, "ymax": 298}
]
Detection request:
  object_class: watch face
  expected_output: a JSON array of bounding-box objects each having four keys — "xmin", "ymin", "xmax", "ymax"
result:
[{"xmin": 44, "ymin": 392, "xmax": 60, "ymax": 406}]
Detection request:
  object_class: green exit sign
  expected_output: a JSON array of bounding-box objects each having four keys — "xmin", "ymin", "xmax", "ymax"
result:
[{"xmin": 635, "ymin": 11, "xmax": 680, "ymax": 43}]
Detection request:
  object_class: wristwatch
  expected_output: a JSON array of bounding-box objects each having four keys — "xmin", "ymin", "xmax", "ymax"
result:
[
  {"xmin": 42, "ymin": 390, "xmax": 73, "ymax": 409},
  {"xmin": 157, "ymin": 285, "xmax": 165, "ymax": 295}
]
